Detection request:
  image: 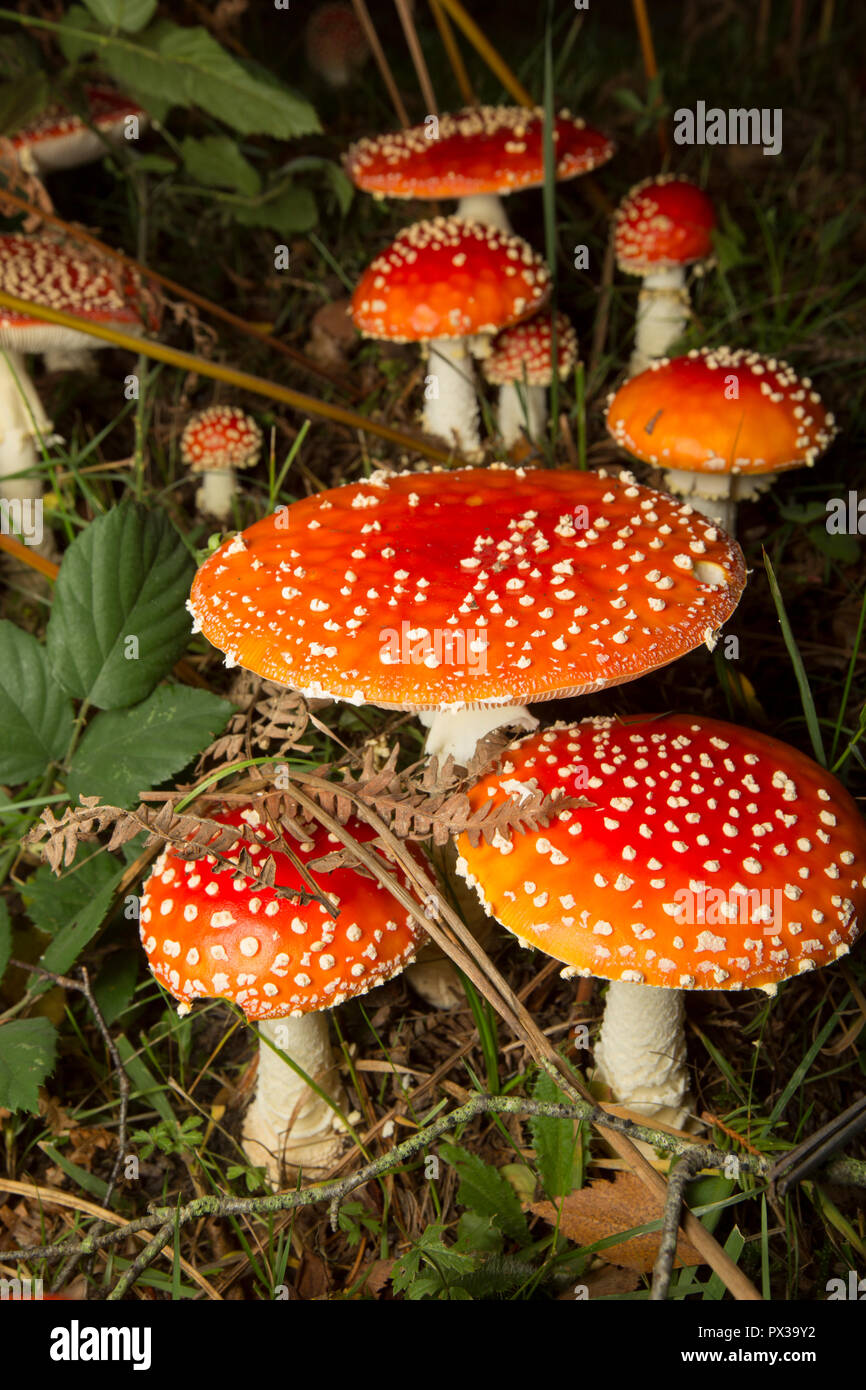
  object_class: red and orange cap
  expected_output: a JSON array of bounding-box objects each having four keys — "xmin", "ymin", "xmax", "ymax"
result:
[
  {"xmin": 140, "ymin": 803, "xmax": 425, "ymax": 1020},
  {"xmin": 614, "ymin": 176, "xmax": 716, "ymax": 275},
  {"xmin": 456, "ymin": 715, "xmax": 866, "ymax": 992},
  {"xmin": 345, "ymin": 106, "xmax": 614, "ymax": 200},
  {"xmin": 606, "ymin": 348, "xmax": 838, "ymax": 478}
]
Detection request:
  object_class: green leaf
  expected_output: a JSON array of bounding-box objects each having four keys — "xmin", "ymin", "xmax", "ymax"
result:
[
  {"xmin": 181, "ymin": 134, "xmax": 261, "ymax": 195},
  {"xmin": 285, "ymin": 156, "xmax": 353, "ymax": 215},
  {"xmin": 0, "ymin": 621, "xmax": 75, "ymax": 783},
  {"xmin": 93, "ymin": 949, "xmax": 141, "ymax": 1027},
  {"xmin": 0, "ymin": 71, "xmax": 50, "ymax": 135},
  {"xmin": 46, "ymin": 502, "xmax": 195, "ymax": 710},
  {"xmin": 35, "ymin": 865, "xmax": 124, "ymax": 984},
  {"xmin": 40, "ymin": 1141, "xmax": 109, "ymax": 1198},
  {"xmin": 0, "ymin": 1018, "xmax": 58, "ymax": 1112},
  {"xmin": 440, "ymin": 1142, "xmax": 530, "ymax": 1246},
  {"xmin": 56, "ymin": 5, "xmax": 102, "ymax": 63},
  {"xmin": 0, "ymin": 899, "xmax": 10, "ymax": 984},
  {"xmin": 530, "ymin": 1070, "xmax": 582, "ymax": 1199},
  {"xmin": 454, "ymin": 1210, "xmax": 503, "ymax": 1255},
  {"xmin": 807, "ymin": 524, "xmax": 860, "ymax": 565},
  {"xmin": 130, "ymin": 153, "xmax": 176, "ymax": 174},
  {"xmin": 80, "ymin": 0, "xmax": 157, "ymax": 32},
  {"xmin": 231, "ymin": 185, "xmax": 318, "ymax": 235},
  {"xmin": 22, "ymin": 847, "xmax": 122, "ymax": 938},
  {"xmin": 66, "ymin": 685, "xmax": 232, "ymax": 807}
]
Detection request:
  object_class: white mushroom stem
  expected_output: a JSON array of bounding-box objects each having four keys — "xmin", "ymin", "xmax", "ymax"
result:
[
  {"xmin": 405, "ymin": 705, "xmax": 539, "ymax": 1012},
  {"xmin": 496, "ymin": 381, "xmax": 547, "ymax": 447},
  {"xmin": 419, "ymin": 705, "xmax": 539, "ymax": 767},
  {"xmin": 457, "ymin": 193, "xmax": 514, "ymax": 234},
  {"xmin": 423, "ymin": 337, "xmax": 482, "ymax": 454},
  {"xmin": 43, "ymin": 344, "xmax": 99, "ymax": 374},
  {"xmin": 662, "ymin": 469, "xmax": 774, "ymax": 535},
  {"xmin": 0, "ymin": 351, "xmax": 57, "ymax": 558},
  {"xmin": 242, "ymin": 1014, "xmax": 348, "ymax": 1181},
  {"xmin": 593, "ymin": 980, "xmax": 690, "ymax": 1125},
  {"xmin": 196, "ymin": 468, "xmax": 239, "ymax": 523},
  {"xmin": 629, "ymin": 267, "xmax": 690, "ymax": 377}
]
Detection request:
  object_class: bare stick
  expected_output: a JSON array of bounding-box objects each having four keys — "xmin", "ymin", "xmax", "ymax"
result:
[
  {"xmin": 395, "ymin": 0, "xmax": 439, "ymax": 115},
  {"xmin": 651, "ymin": 1148, "xmax": 707, "ymax": 1300},
  {"xmin": 351, "ymin": 0, "xmax": 411, "ymax": 126},
  {"xmin": 429, "ymin": 0, "xmax": 476, "ymax": 104}
]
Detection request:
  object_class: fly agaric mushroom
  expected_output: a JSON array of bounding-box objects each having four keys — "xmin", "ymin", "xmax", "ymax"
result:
[
  {"xmin": 181, "ymin": 405, "xmax": 263, "ymax": 523},
  {"xmin": 614, "ymin": 176, "xmax": 716, "ymax": 377},
  {"xmin": 140, "ymin": 802, "xmax": 426, "ymax": 1180},
  {"xmin": 188, "ymin": 463, "xmax": 746, "ymax": 768},
  {"xmin": 351, "ymin": 216, "xmax": 551, "ymax": 454},
  {"xmin": 10, "ymin": 85, "xmax": 147, "ymax": 175},
  {"xmin": 606, "ymin": 347, "xmax": 838, "ymax": 531},
  {"xmin": 482, "ymin": 310, "xmax": 578, "ymax": 447},
  {"xmin": 455, "ymin": 714, "xmax": 866, "ymax": 1123},
  {"xmin": 345, "ymin": 106, "xmax": 615, "ymax": 232},
  {"xmin": 305, "ymin": 4, "xmax": 370, "ymax": 87},
  {"xmin": 0, "ymin": 233, "xmax": 156, "ymax": 529}
]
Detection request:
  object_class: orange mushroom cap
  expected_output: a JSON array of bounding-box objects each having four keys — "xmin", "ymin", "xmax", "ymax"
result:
[
  {"xmin": 344, "ymin": 106, "xmax": 615, "ymax": 200},
  {"xmin": 483, "ymin": 311, "xmax": 578, "ymax": 387},
  {"xmin": 181, "ymin": 405, "xmax": 262, "ymax": 474},
  {"xmin": 350, "ymin": 216, "xmax": 551, "ymax": 342},
  {"xmin": 614, "ymin": 176, "xmax": 715, "ymax": 275},
  {"xmin": 140, "ymin": 803, "xmax": 426, "ymax": 1020},
  {"xmin": 456, "ymin": 715, "xmax": 866, "ymax": 992},
  {"xmin": 188, "ymin": 464, "xmax": 746, "ymax": 712},
  {"xmin": 606, "ymin": 348, "xmax": 838, "ymax": 478},
  {"xmin": 11, "ymin": 85, "xmax": 145, "ymax": 158}
]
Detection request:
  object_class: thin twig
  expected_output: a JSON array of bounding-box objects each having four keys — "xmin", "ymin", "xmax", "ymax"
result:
[
  {"xmin": 395, "ymin": 0, "xmax": 438, "ymax": 115},
  {"xmin": 651, "ymin": 1148, "xmax": 708, "ymax": 1300},
  {"xmin": 630, "ymin": 0, "xmax": 669, "ymax": 158},
  {"xmin": 429, "ymin": 0, "xmax": 475, "ymax": 104},
  {"xmin": 351, "ymin": 0, "xmax": 411, "ymax": 126}
]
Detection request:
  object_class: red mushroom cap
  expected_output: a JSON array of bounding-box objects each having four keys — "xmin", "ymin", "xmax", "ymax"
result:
[
  {"xmin": 140, "ymin": 803, "xmax": 426, "ymax": 1019},
  {"xmin": 456, "ymin": 715, "xmax": 866, "ymax": 991},
  {"xmin": 188, "ymin": 464, "xmax": 746, "ymax": 712},
  {"xmin": 614, "ymin": 176, "xmax": 716, "ymax": 275},
  {"xmin": 181, "ymin": 405, "xmax": 263, "ymax": 474},
  {"xmin": 345, "ymin": 106, "xmax": 615, "ymax": 199},
  {"xmin": 606, "ymin": 347, "xmax": 838, "ymax": 478},
  {"xmin": 0, "ymin": 233, "xmax": 159, "ymax": 351},
  {"xmin": 305, "ymin": 3, "xmax": 370, "ymax": 85},
  {"xmin": 11, "ymin": 85, "xmax": 147, "ymax": 171},
  {"xmin": 483, "ymin": 311, "xmax": 578, "ymax": 388},
  {"xmin": 351, "ymin": 216, "xmax": 551, "ymax": 343}
]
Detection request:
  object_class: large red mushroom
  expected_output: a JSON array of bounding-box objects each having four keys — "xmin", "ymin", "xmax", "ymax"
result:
[{"xmin": 456, "ymin": 715, "xmax": 866, "ymax": 1122}]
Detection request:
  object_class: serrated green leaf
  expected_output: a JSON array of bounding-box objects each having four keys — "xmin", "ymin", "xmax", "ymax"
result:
[
  {"xmin": 0, "ymin": 1018, "xmax": 57, "ymax": 1112},
  {"xmin": 530, "ymin": 1070, "xmax": 582, "ymax": 1199},
  {"xmin": 440, "ymin": 1142, "xmax": 530, "ymax": 1246},
  {"xmin": 35, "ymin": 865, "xmax": 124, "ymax": 985},
  {"xmin": 0, "ymin": 72, "xmax": 50, "ymax": 135},
  {"xmin": 22, "ymin": 847, "xmax": 122, "ymax": 938},
  {"xmin": 46, "ymin": 503, "xmax": 195, "ymax": 710},
  {"xmin": 232, "ymin": 185, "xmax": 318, "ymax": 235},
  {"xmin": 391, "ymin": 1225, "xmax": 477, "ymax": 1299},
  {"xmin": 66, "ymin": 686, "xmax": 232, "ymax": 807},
  {"xmin": 0, "ymin": 621, "xmax": 75, "ymax": 783},
  {"xmin": 181, "ymin": 134, "xmax": 261, "ymax": 195},
  {"xmin": 0, "ymin": 898, "xmax": 10, "ymax": 983},
  {"xmin": 455, "ymin": 1210, "xmax": 503, "ymax": 1255},
  {"xmin": 81, "ymin": 0, "xmax": 156, "ymax": 32}
]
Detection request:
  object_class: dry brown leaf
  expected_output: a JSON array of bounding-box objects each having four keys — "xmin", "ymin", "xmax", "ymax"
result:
[{"xmin": 531, "ymin": 1173, "xmax": 703, "ymax": 1273}]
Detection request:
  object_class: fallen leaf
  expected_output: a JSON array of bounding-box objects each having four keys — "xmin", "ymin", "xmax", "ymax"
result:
[{"xmin": 531, "ymin": 1173, "xmax": 703, "ymax": 1273}]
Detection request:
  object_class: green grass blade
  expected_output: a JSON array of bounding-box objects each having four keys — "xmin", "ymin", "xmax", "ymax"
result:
[{"xmin": 762, "ymin": 549, "xmax": 826, "ymax": 766}]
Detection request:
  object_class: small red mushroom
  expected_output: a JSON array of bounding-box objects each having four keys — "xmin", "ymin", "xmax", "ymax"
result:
[
  {"xmin": 305, "ymin": 4, "xmax": 371, "ymax": 88},
  {"xmin": 181, "ymin": 405, "xmax": 263, "ymax": 523},
  {"xmin": 614, "ymin": 176, "xmax": 716, "ymax": 375},
  {"xmin": 482, "ymin": 310, "xmax": 578, "ymax": 447},
  {"xmin": 10, "ymin": 85, "xmax": 148, "ymax": 175},
  {"xmin": 140, "ymin": 802, "xmax": 426, "ymax": 1179},
  {"xmin": 351, "ymin": 216, "xmax": 551, "ymax": 453}
]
